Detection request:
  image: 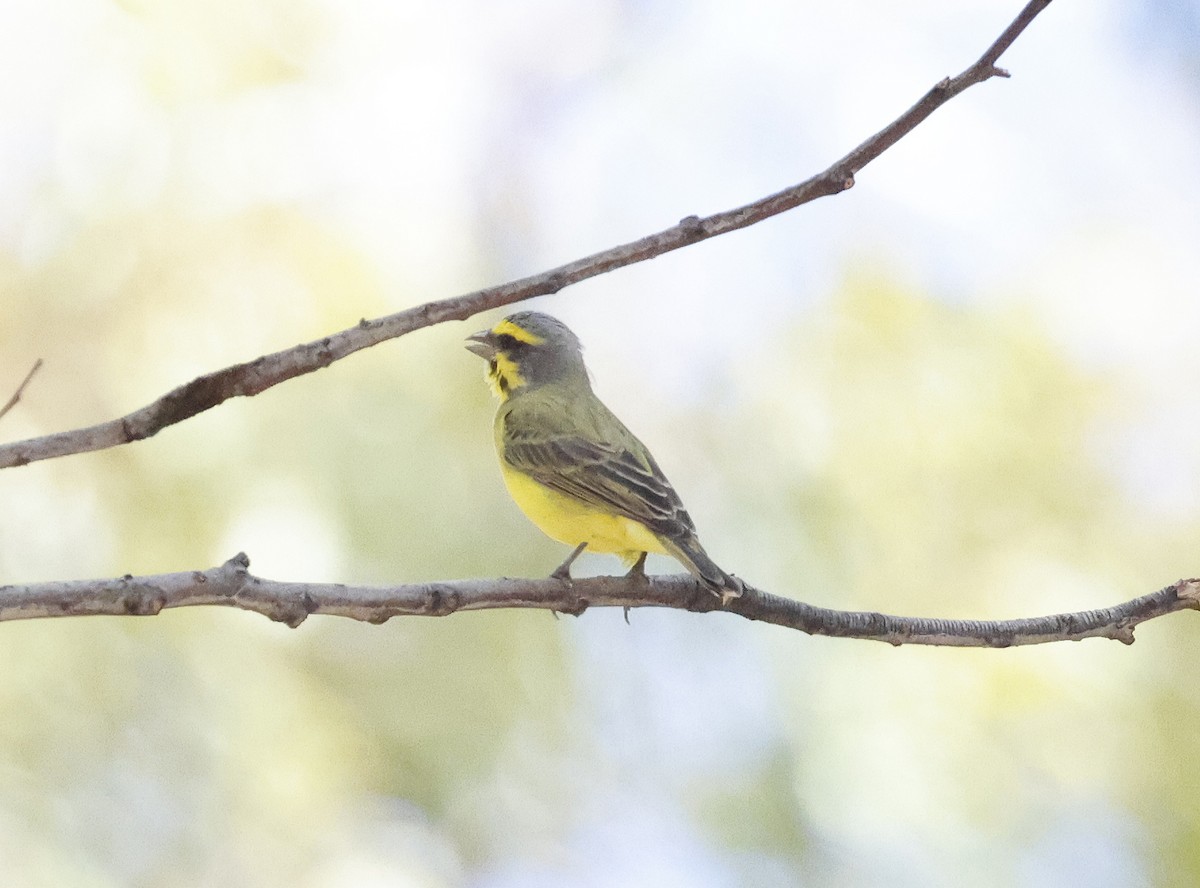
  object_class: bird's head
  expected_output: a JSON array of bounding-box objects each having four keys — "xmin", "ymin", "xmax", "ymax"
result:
[{"xmin": 465, "ymin": 311, "xmax": 588, "ymax": 400}]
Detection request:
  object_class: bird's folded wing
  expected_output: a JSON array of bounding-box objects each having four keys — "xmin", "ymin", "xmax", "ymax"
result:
[{"xmin": 503, "ymin": 432, "xmax": 695, "ymax": 539}]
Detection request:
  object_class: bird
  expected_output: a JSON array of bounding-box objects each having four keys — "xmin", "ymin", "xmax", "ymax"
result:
[{"xmin": 465, "ymin": 310, "xmax": 742, "ymax": 605}]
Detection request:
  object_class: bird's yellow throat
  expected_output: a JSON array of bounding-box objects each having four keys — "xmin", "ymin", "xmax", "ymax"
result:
[{"xmin": 485, "ymin": 353, "xmax": 525, "ymax": 401}]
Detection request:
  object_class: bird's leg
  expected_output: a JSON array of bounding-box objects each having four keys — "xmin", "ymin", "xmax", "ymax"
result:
[
  {"xmin": 550, "ymin": 542, "xmax": 588, "ymax": 581},
  {"xmin": 622, "ymin": 552, "xmax": 648, "ymax": 624}
]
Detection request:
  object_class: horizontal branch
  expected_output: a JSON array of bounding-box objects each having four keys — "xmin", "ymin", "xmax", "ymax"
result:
[
  {"xmin": 0, "ymin": 0, "xmax": 1054, "ymax": 471},
  {"xmin": 2, "ymin": 553, "xmax": 1193, "ymax": 648}
]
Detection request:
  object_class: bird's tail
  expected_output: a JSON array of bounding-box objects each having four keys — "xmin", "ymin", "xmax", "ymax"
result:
[{"xmin": 661, "ymin": 535, "xmax": 743, "ymax": 605}]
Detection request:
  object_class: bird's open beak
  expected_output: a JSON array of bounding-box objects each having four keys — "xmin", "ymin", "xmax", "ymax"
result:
[{"xmin": 465, "ymin": 329, "xmax": 497, "ymax": 360}]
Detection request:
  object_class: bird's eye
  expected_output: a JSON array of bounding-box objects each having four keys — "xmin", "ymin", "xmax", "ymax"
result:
[{"xmin": 495, "ymin": 333, "xmax": 523, "ymax": 351}]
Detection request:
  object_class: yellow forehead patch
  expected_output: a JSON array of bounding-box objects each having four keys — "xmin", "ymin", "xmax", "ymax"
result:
[{"xmin": 491, "ymin": 319, "xmax": 544, "ymax": 345}]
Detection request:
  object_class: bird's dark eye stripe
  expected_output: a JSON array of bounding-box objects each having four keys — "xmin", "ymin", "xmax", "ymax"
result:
[{"xmin": 496, "ymin": 333, "xmax": 535, "ymax": 350}]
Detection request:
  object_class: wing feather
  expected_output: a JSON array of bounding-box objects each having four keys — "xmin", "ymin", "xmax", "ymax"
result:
[{"xmin": 501, "ymin": 404, "xmax": 696, "ymax": 540}]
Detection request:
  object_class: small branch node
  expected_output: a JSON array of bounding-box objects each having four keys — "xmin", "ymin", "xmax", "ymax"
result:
[
  {"xmin": 1111, "ymin": 624, "xmax": 1137, "ymax": 645},
  {"xmin": 215, "ymin": 553, "xmax": 251, "ymax": 597},
  {"xmin": 120, "ymin": 585, "xmax": 166, "ymax": 617},
  {"xmin": 562, "ymin": 596, "xmax": 589, "ymax": 617},
  {"xmin": 1175, "ymin": 579, "xmax": 1200, "ymax": 607},
  {"xmin": 268, "ymin": 600, "xmax": 310, "ymax": 629},
  {"xmin": 425, "ymin": 585, "xmax": 462, "ymax": 617}
]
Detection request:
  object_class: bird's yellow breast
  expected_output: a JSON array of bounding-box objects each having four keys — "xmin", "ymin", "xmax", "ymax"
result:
[{"xmin": 499, "ymin": 462, "xmax": 667, "ymax": 564}]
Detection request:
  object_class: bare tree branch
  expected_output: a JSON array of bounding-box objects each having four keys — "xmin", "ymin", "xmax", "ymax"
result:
[
  {"xmin": 0, "ymin": 0, "xmax": 1055, "ymax": 471},
  {"xmin": 2, "ymin": 553, "xmax": 1193, "ymax": 647},
  {"xmin": 0, "ymin": 359, "xmax": 44, "ymax": 424}
]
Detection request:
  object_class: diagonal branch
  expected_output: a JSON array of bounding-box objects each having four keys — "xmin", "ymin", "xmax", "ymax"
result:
[
  {"xmin": 0, "ymin": 359, "xmax": 44, "ymax": 424},
  {"xmin": 0, "ymin": 0, "xmax": 1055, "ymax": 471},
  {"xmin": 1, "ymin": 552, "xmax": 1193, "ymax": 648}
]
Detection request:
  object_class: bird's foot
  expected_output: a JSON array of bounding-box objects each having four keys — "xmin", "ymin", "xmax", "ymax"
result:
[{"xmin": 550, "ymin": 541, "xmax": 588, "ymax": 582}]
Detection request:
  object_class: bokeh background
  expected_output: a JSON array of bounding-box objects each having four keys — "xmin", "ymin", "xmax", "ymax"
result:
[{"xmin": 2, "ymin": 0, "xmax": 1199, "ymax": 885}]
